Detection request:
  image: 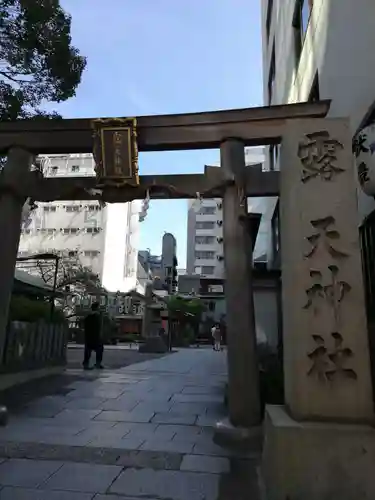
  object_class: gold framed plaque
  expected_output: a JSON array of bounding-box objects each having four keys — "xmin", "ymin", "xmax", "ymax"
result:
[{"xmin": 91, "ymin": 117, "xmax": 139, "ymax": 185}]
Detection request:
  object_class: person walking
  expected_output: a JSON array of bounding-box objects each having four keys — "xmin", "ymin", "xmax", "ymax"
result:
[
  {"xmin": 211, "ymin": 323, "xmax": 222, "ymax": 351},
  {"xmin": 82, "ymin": 302, "xmax": 104, "ymax": 370}
]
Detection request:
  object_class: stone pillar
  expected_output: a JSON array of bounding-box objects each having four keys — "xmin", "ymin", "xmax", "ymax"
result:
[
  {"xmin": 0, "ymin": 148, "xmax": 33, "ymax": 363},
  {"xmin": 139, "ymin": 281, "xmax": 167, "ymax": 353},
  {"xmin": 221, "ymin": 139, "xmax": 261, "ymax": 427},
  {"xmin": 262, "ymin": 119, "xmax": 375, "ymax": 500},
  {"xmin": 141, "ymin": 281, "xmax": 153, "ymax": 339}
]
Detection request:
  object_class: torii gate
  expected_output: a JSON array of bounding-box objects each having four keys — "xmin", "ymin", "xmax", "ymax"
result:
[{"xmin": 0, "ymin": 100, "xmax": 331, "ymax": 432}]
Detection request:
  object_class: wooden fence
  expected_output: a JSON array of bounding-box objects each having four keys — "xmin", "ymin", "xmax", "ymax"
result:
[{"xmin": 1, "ymin": 322, "xmax": 67, "ymax": 373}]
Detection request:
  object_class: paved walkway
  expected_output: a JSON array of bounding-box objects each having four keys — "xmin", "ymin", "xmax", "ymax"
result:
[{"xmin": 0, "ymin": 348, "xmax": 261, "ymax": 499}]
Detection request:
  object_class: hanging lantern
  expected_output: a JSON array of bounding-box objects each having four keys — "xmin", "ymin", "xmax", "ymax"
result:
[{"xmin": 353, "ymin": 123, "xmax": 375, "ymax": 196}]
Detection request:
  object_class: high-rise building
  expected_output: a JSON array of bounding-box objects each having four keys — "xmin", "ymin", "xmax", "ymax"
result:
[
  {"xmin": 138, "ymin": 233, "xmax": 178, "ymax": 293},
  {"xmin": 261, "ymin": 0, "xmax": 375, "ymax": 241},
  {"xmin": 186, "ymin": 147, "xmax": 276, "ymax": 277},
  {"xmin": 18, "ymin": 154, "xmax": 142, "ymax": 293}
]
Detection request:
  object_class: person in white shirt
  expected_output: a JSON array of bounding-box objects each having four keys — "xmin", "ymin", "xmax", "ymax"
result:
[{"xmin": 211, "ymin": 324, "xmax": 222, "ymax": 351}]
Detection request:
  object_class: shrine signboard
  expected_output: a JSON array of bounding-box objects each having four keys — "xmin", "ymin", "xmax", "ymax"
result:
[
  {"xmin": 92, "ymin": 117, "xmax": 139, "ymax": 185},
  {"xmin": 79, "ymin": 292, "xmax": 145, "ymax": 318}
]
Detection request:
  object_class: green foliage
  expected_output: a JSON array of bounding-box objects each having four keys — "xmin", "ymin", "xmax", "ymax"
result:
[
  {"xmin": 9, "ymin": 295, "xmax": 65, "ymax": 323},
  {"xmin": 167, "ymin": 296, "xmax": 206, "ymax": 320},
  {"xmin": 0, "ymin": 0, "xmax": 86, "ymax": 120},
  {"xmin": 167, "ymin": 296, "xmax": 206, "ymax": 346}
]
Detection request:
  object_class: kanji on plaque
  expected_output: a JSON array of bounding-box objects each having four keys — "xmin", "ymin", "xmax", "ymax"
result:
[
  {"xmin": 304, "ymin": 216, "xmax": 348, "ymax": 259},
  {"xmin": 303, "ymin": 266, "xmax": 351, "ymax": 328},
  {"xmin": 91, "ymin": 117, "xmax": 139, "ymax": 185},
  {"xmin": 307, "ymin": 332, "xmax": 357, "ymax": 382},
  {"xmin": 298, "ymin": 130, "xmax": 344, "ymax": 183}
]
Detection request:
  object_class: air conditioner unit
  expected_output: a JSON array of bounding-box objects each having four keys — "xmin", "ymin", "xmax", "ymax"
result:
[
  {"xmin": 217, "ymin": 220, "xmax": 223, "ymax": 227},
  {"xmin": 217, "ymin": 202, "xmax": 223, "ymax": 209},
  {"xmin": 217, "ymin": 237, "xmax": 223, "ymax": 243},
  {"xmin": 216, "ymin": 255, "xmax": 224, "ymax": 261}
]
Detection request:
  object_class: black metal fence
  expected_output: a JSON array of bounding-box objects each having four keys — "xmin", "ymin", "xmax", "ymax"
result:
[
  {"xmin": 1, "ymin": 322, "xmax": 67, "ymax": 373},
  {"xmin": 360, "ymin": 211, "xmax": 375, "ymax": 401}
]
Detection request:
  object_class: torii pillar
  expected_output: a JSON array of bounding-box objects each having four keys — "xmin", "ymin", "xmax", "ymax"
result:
[
  {"xmin": 0, "ymin": 148, "xmax": 33, "ymax": 363},
  {"xmin": 221, "ymin": 139, "xmax": 261, "ymax": 427}
]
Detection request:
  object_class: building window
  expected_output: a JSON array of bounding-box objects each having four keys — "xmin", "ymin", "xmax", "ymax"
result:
[
  {"xmin": 44, "ymin": 206, "xmax": 57, "ymax": 213},
  {"xmin": 266, "ymin": 0, "xmax": 274, "ymax": 41},
  {"xmin": 47, "ymin": 229, "xmax": 55, "ymax": 235},
  {"xmin": 195, "ymin": 236, "xmax": 215, "ymax": 244},
  {"xmin": 86, "ymin": 227, "xmax": 100, "ymax": 234},
  {"xmin": 195, "ymin": 251, "xmax": 215, "ymax": 260},
  {"xmin": 84, "ymin": 250, "xmax": 100, "ymax": 258},
  {"xmin": 201, "ymin": 266, "xmax": 215, "ymax": 275},
  {"xmin": 293, "ymin": 0, "xmax": 313, "ymax": 66},
  {"xmin": 50, "ymin": 166, "xmax": 58, "ymax": 175},
  {"xmin": 68, "ymin": 250, "xmax": 78, "ymax": 257},
  {"xmin": 71, "ymin": 165, "xmax": 80, "ymax": 173},
  {"xmin": 63, "ymin": 228, "xmax": 79, "ymax": 234},
  {"xmin": 65, "ymin": 205, "xmax": 80, "ymax": 212},
  {"xmin": 88, "ymin": 205, "xmax": 100, "ymax": 212},
  {"xmin": 199, "ymin": 206, "xmax": 216, "ymax": 215},
  {"xmin": 268, "ymin": 43, "xmax": 276, "ymax": 104},
  {"xmin": 309, "ymin": 72, "xmax": 320, "ymax": 102},
  {"xmin": 196, "ymin": 221, "xmax": 215, "ymax": 230}
]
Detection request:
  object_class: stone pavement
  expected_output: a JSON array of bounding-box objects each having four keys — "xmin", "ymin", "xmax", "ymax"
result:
[{"xmin": 0, "ymin": 348, "xmax": 261, "ymax": 499}]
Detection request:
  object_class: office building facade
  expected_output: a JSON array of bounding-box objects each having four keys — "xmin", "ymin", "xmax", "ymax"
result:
[
  {"xmin": 186, "ymin": 147, "xmax": 276, "ymax": 277},
  {"xmin": 18, "ymin": 154, "xmax": 142, "ymax": 293},
  {"xmin": 261, "ymin": 0, "xmax": 375, "ymax": 239}
]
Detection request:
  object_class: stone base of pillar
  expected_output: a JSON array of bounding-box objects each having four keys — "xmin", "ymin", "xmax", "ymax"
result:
[
  {"xmin": 213, "ymin": 417, "xmax": 262, "ymax": 453},
  {"xmin": 138, "ymin": 337, "xmax": 168, "ymax": 354},
  {"xmin": 262, "ymin": 405, "xmax": 375, "ymax": 500}
]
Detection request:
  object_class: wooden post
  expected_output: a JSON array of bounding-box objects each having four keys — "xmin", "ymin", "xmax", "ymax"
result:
[
  {"xmin": 0, "ymin": 148, "xmax": 33, "ymax": 363},
  {"xmin": 221, "ymin": 139, "xmax": 261, "ymax": 427}
]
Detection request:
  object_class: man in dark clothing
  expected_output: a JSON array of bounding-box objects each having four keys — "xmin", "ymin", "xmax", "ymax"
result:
[{"xmin": 83, "ymin": 302, "xmax": 104, "ymax": 370}]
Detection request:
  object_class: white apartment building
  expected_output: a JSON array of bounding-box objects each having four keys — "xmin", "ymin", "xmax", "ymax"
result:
[
  {"xmin": 18, "ymin": 154, "xmax": 142, "ymax": 293},
  {"xmin": 261, "ymin": 0, "xmax": 375, "ymax": 223},
  {"xmin": 186, "ymin": 147, "xmax": 277, "ymax": 278}
]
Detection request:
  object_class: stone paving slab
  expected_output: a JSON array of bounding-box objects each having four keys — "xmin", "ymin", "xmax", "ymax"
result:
[
  {"xmin": 109, "ymin": 468, "xmax": 219, "ymax": 500},
  {"xmin": 98, "ymin": 398, "xmax": 140, "ymax": 411},
  {"xmin": 94, "ymin": 409, "xmax": 154, "ymax": 423},
  {"xmin": 151, "ymin": 412, "xmax": 197, "ymax": 425},
  {"xmin": 94, "ymin": 496, "xmax": 160, "ymax": 500},
  {"xmin": 0, "ymin": 459, "xmax": 64, "ymax": 488},
  {"xmin": 0, "ymin": 349, "xmax": 261, "ymax": 499},
  {"xmin": 0, "ymin": 487, "xmax": 94, "ymax": 499},
  {"xmin": 139, "ymin": 438, "xmax": 194, "ymax": 454},
  {"xmin": 41, "ymin": 462, "xmax": 122, "ymax": 494},
  {"xmin": 54, "ymin": 409, "xmax": 102, "ymax": 422},
  {"xmin": 181, "ymin": 455, "xmax": 230, "ymax": 474}
]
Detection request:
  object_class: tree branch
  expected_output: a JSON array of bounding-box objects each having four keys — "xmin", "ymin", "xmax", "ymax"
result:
[{"xmin": 0, "ymin": 70, "xmax": 30, "ymax": 83}]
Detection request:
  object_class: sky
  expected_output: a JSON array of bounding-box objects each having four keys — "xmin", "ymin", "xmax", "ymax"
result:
[{"xmin": 54, "ymin": 0, "xmax": 264, "ymax": 266}]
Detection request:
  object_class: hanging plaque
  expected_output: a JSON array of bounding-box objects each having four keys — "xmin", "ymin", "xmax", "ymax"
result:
[{"xmin": 91, "ymin": 117, "xmax": 139, "ymax": 185}]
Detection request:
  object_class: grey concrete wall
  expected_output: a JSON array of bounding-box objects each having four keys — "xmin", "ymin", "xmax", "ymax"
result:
[{"xmin": 261, "ymin": 0, "xmax": 375, "ymax": 222}]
